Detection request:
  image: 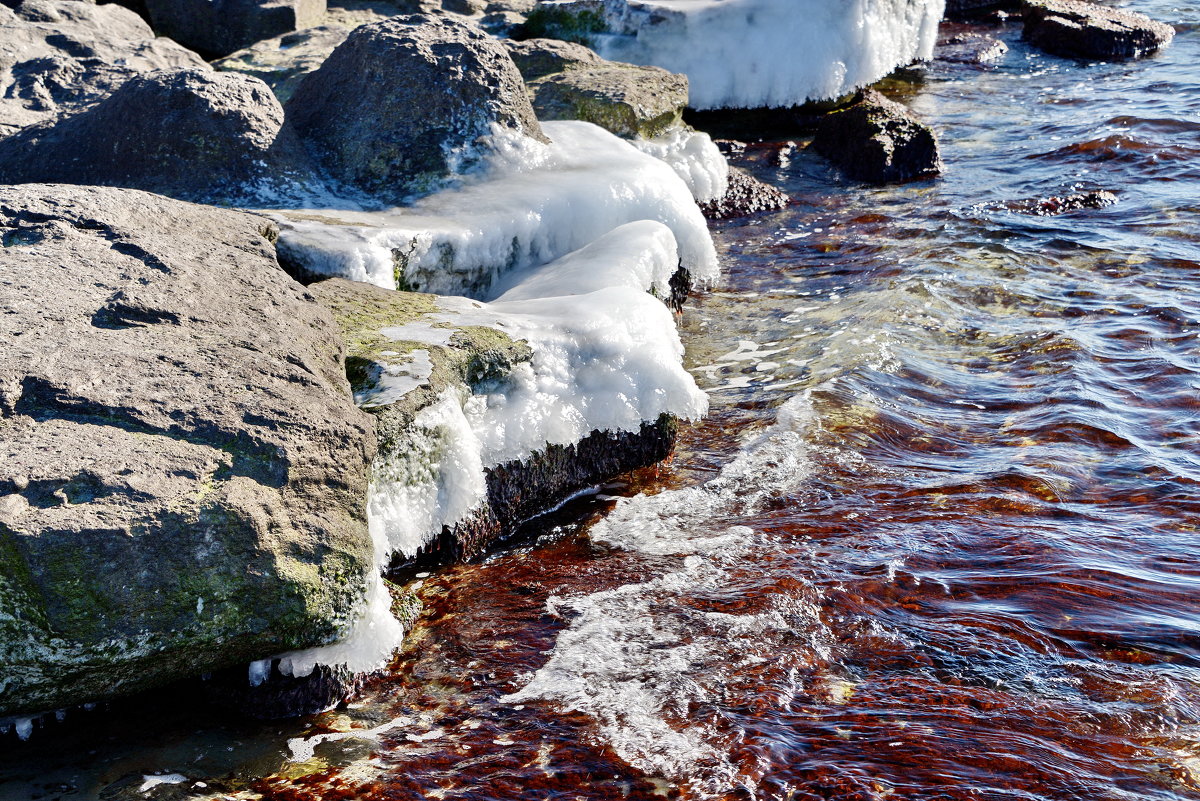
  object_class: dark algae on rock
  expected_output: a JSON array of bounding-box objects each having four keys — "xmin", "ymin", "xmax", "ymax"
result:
[{"xmin": 812, "ymin": 89, "xmax": 943, "ymax": 184}]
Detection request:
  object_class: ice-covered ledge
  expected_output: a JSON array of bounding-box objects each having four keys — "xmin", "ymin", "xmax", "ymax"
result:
[{"xmin": 531, "ymin": 0, "xmax": 946, "ymax": 109}]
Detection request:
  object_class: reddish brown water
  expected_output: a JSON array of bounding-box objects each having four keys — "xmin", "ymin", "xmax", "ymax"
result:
[{"xmin": 5, "ymin": 4, "xmax": 1200, "ymax": 800}]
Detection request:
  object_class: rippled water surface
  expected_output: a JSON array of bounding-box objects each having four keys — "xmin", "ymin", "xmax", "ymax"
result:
[{"xmin": 5, "ymin": 3, "xmax": 1200, "ymax": 799}]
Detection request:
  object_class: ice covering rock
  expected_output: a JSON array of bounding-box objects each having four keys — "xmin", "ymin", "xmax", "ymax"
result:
[
  {"xmin": 0, "ymin": 69, "xmax": 313, "ymax": 204},
  {"xmin": 0, "ymin": 0, "xmax": 206, "ymax": 138},
  {"xmin": 1021, "ymin": 0, "xmax": 1174, "ymax": 60},
  {"xmin": 0, "ymin": 185, "xmax": 375, "ymax": 718},
  {"xmin": 142, "ymin": 0, "xmax": 327, "ymax": 57},
  {"xmin": 270, "ymin": 121, "xmax": 718, "ymax": 297},
  {"xmin": 812, "ymin": 90, "xmax": 943, "ymax": 184},
  {"xmin": 286, "ymin": 14, "xmax": 547, "ymax": 203},
  {"xmin": 527, "ymin": 0, "xmax": 944, "ymax": 109}
]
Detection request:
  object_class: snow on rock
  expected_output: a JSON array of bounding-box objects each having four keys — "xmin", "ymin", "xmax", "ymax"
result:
[
  {"xmin": 259, "ymin": 117, "xmax": 718, "ymax": 680},
  {"xmin": 630, "ymin": 126, "xmax": 728, "ymax": 204},
  {"xmin": 269, "ymin": 120, "xmax": 718, "ymax": 296},
  {"xmin": 536, "ymin": 0, "xmax": 945, "ymax": 109}
]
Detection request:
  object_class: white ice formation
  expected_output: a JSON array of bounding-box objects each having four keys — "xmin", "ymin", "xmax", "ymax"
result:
[
  {"xmin": 539, "ymin": 0, "xmax": 945, "ymax": 109},
  {"xmin": 273, "ymin": 121, "xmax": 719, "ymax": 296},
  {"xmin": 263, "ymin": 119, "xmax": 720, "ymax": 679}
]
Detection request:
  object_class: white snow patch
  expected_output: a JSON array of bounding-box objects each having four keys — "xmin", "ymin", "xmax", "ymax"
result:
[
  {"xmin": 545, "ymin": 0, "xmax": 944, "ymax": 109},
  {"xmin": 270, "ymin": 121, "xmax": 718, "ymax": 297},
  {"xmin": 355, "ymin": 349, "xmax": 434, "ymax": 409}
]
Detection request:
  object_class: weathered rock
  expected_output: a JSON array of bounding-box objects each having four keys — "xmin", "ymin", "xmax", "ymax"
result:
[
  {"xmin": 0, "ymin": 0, "xmax": 205, "ymax": 138},
  {"xmin": 442, "ymin": 0, "xmax": 484, "ymax": 13},
  {"xmin": 1022, "ymin": 0, "xmax": 1174, "ymax": 60},
  {"xmin": 286, "ymin": 14, "xmax": 546, "ymax": 202},
  {"xmin": 214, "ymin": 24, "xmax": 352, "ymax": 103},
  {"xmin": 812, "ymin": 90, "xmax": 943, "ymax": 184},
  {"xmin": 505, "ymin": 38, "xmax": 687, "ymax": 138},
  {"xmin": 936, "ymin": 29, "xmax": 1009, "ymax": 64},
  {"xmin": 943, "ymin": 0, "xmax": 1016, "ymax": 20},
  {"xmin": 142, "ymin": 0, "xmax": 327, "ymax": 57},
  {"xmin": 0, "ymin": 68, "xmax": 313, "ymax": 203},
  {"xmin": 0, "ymin": 185, "xmax": 377, "ymax": 718},
  {"xmin": 504, "ymin": 37, "xmax": 601, "ymax": 79},
  {"xmin": 700, "ymin": 167, "xmax": 789, "ymax": 220}
]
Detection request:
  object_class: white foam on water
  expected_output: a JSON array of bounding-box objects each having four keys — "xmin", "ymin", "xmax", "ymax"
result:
[
  {"xmin": 269, "ymin": 121, "xmax": 719, "ymax": 297},
  {"xmin": 505, "ymin": 395, "xmax": 826, "ymax": 793},
  {"xmin": 544, "ymin": 0, "xmax": 944, "ymax": 109}
]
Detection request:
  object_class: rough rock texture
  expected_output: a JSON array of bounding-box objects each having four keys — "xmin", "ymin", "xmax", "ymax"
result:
[
  {"xmin": 143, "ymin": 0, "xmax": 327, "ymax": 57},
  {"xmin": 936, "ymin": 29, "xmax": 1009, "ymax": 64},
  {"xmin": 286, "ymin": 14, "xmax": 547, "ymax": 202},
  {"xmin": 943, "ymin": 0, "xmax": 1016, "ymax": 19},
  {"xmin": 700, "ymin": 167, "xmax": 790, "ymax": 220},
  {"xmin": 1022, "ymin": 0, "xmax": 1174, "ymax": 60},
  {"xmin": 0, "ymin": 0, "xmax": 206, "ymax": 138},
  {"xmin": 812, "ymin": 90, "xmax": 943, "ymax": 184},
  {"xmin": 506, "ymin": 38, "xmax": 686, "ymax": 138},
  {"xmin": 0, "ymin": 68, "xmax": 313, "ymax": 203},
  {"xmin": 215, "ymin": 25, "xmax": 352, "ymax": 103},
  {"xmin": 0, "ymin": 185, "xmax": 377, "ymax": 718}
]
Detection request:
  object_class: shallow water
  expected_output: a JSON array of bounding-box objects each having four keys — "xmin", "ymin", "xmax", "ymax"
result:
[{"xmin": 5, "ymin": 3, "xmax": 1200, "ymax": 799}]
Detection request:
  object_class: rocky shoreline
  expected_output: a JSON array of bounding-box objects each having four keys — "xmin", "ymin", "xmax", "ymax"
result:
[{"xmin": 0, "ymin": 0, "xmax": 1175, "ymax": 740}]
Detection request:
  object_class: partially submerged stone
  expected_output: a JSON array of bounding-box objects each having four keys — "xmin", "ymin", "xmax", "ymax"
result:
[
  {"xmin": 936, "ymin": 29, "xmax": 1009, "ymax": 65},
  {"xmin": 507, "ymin": 39, "xmax": 688, "ymax": 138},
  {"xmin": 1021, "ymin": 0, "xmax": 1174, "ymax": 60},
  {"xmin": 0, "ymin": 68, "xmax": 313, "ymax": 204},
  {"xmin": 0, "ymin": 0, "xmax": 205, "ymax": 138},
  {"xmin": 699, "ymin": 167, "xmax": 790, "ymax": 220},
  {"xmin": 0, "ymin": 185, "xmax": 375, "ymax": 718},
  {"xmin": 812, "ymin": 90, "xmax": 943, "ymax": 184},
  {"xmin": 286, "ymin": 14, "xmax": 547, "ymax": 202},
  {"xmin": 142, "ymin": 0, "xmax": 327, "ymax": 57}
]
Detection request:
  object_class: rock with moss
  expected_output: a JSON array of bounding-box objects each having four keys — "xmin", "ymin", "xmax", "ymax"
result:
[
  {"xmin": 0, "ymin": 185, "xmax": 376, "ymax": 719},
  {"xmin": 286, "ymin": 14, "xmax": 547, "ymax": 203},
  {"xmin": 0, "ymin": 68, "xmax": 316, "ymax": 204},
  {"xmin": 506, "ymin": 38, "xmax": 687, "ymax": 138},
  {"xmin": 812, "ymin": 89, "xmax": 942, "ymax": 184},
  {"xmin": 0, "ymin": 0, "xmax": 206, "ymax": 138}
]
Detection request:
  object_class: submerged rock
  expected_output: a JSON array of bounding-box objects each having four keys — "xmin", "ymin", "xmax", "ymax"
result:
[
  {"xmin": 507, "ymin": 38, "xmax": 688, "ymax": 138},
  {"xmin": 0, "ymin": 68, "xmax": 313, "ymax": 204},
  {"xmin": 286, "ymin": 14, "xmax": 547, "ymax": 203},
  {"xmin": 1005, "ymin": 189, "xmax": 1118, "ymax": 215},
  {"xmin": 142, "ymin": 0, "xmax": 327, "ymax": 57},
  {"xmin": 0, "ymin": 185, "xmax": 376, "ymax": 719},
  {"xmin": 0, "ymin": 0, "xmax": 205, "ymax": 138},
  {"xmin": 1021, "ymin": 0, "xmax": 1174, "ymax": 60},
  {"xmin": 812, "ymin": 90, "xmax": 943, "ymax": 184}
]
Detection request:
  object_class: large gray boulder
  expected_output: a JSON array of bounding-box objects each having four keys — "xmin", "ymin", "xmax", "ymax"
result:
[
  {"xmin": 286, "ymin": 14, "xmax": 546, "ymax": 202},
  {"xmin": 0, "ymin": 68, "xmax": 313, "ymax": 204},
  {"xmin": 812, "ymin": 90, "xmax": 943, "ymax": 184},
  {"xmin": 142, "ymin": 0, "xmax": 327, "ymax": 57},
  {"xmin": 506, "ymin": 38, "xmax": 687, "ymax": 138},
  {"xmin": 1022, "ymin": 0, "xmax": 1174, "ymax": 60},
  {"xmin": 0, "ymin": 0, "xmax": 205, "ymax": 138},
  {"xmin": 0, "ymin": 185, "xmax": 377, "ymax": 718}
]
